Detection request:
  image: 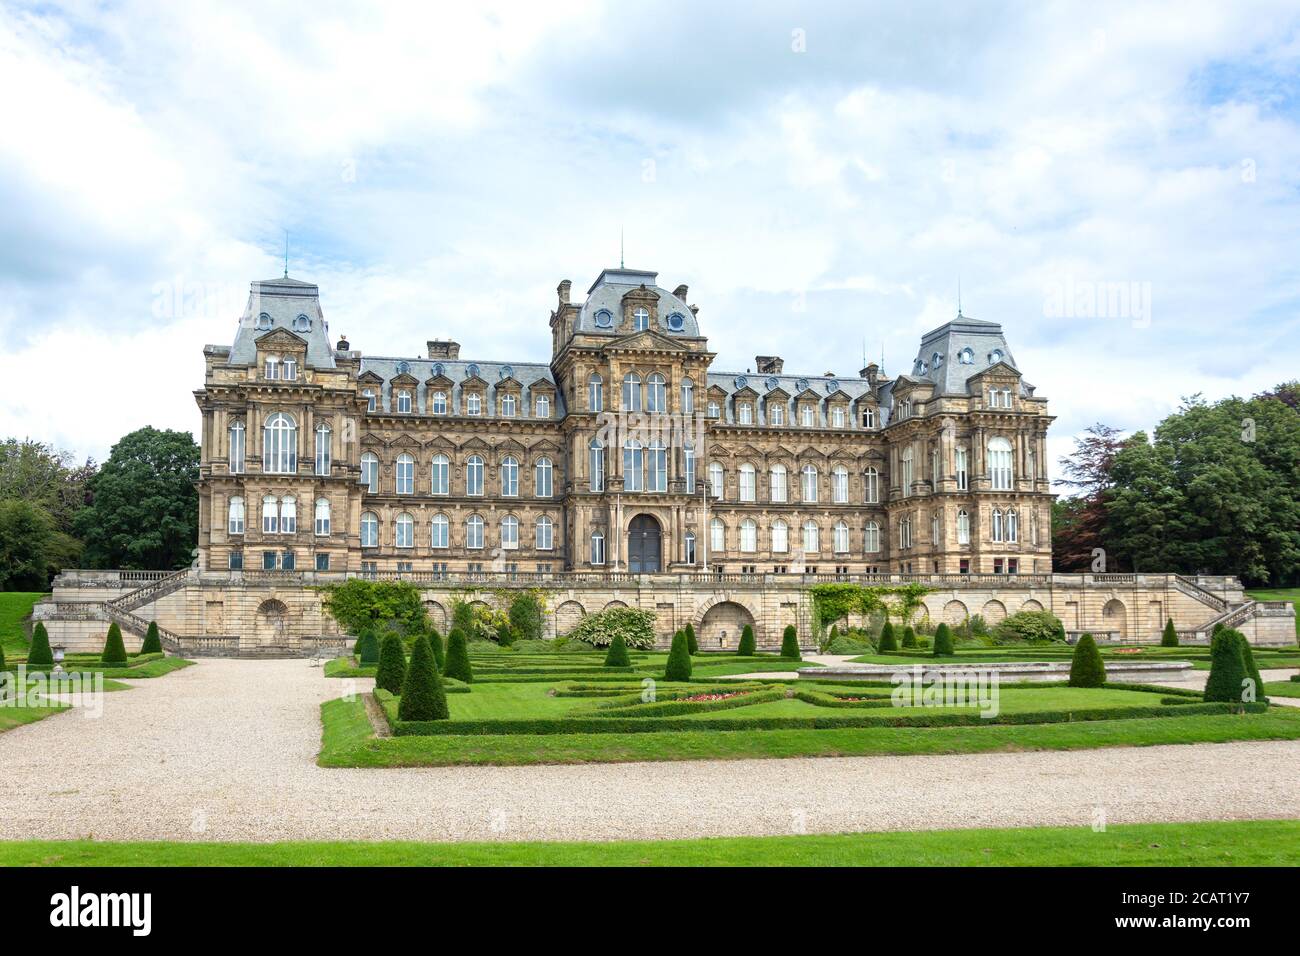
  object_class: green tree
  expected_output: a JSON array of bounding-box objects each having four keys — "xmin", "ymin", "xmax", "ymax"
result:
[
  {"xmin": 374, "ymin": 633, "xmax": 407, "ymax": 695},
  {"xmin": 1067, "ymin": 633, "xmax": 1106, "ymax": 687},
  {"xmin": 397, "ymin": 634, "xmax": 449, "ymax": 721},
  {"xmin": 355, "ymin": 629, "xmax": 379, "ymax": 664},
  {"xmin": 1161, "ymin": 618, "xmax": 1179, "ymax": 647},
  {"xmin": 443, "ymin": 628, "xmax": 474, "ymax": 683},
  {"xmin": 140, "ymin": 620, "xmax": 162, "ymax": 655},
  {"xmin": 685, "ymin": 622, "xmax": 699, "ymax": 655},
  {"xmin": 74, "ymin": 428, "xmax": 199, "ymax": 570},
  {"xmin": 508, "ymin": 592, "xmax": 545, "ymax": 643},
  {"xmin": 1235, "ymin": 632, "xmax": 1267, "ymax": 705},
  {"xmin": 932, "ymin": 623, "xmax": 955, "ymax": 657},
  {"xmin": 0, "ymin": 438, "xmax": 96, "ymax": 535},
  {"xmin": 427, "ymin": 628, "xmax": 445, "ymax": 672},
  {"xmin": 780, "ymin": 624, "xmax": 801, "ymax": 660},
  {"xmin": 1203, "ymin": 629, "xmax": 1248, "ymax": 705},
  {"xmin": 0, "ymin": 500, "xmax": 71, "ymax": 590},
  {"xmin": 28, "ymin": 621, "xmax": 53, "ymax": 666},
  {"xmin": 877, "ymin": 620, "xmax": 897, "ymax": 652},
  {"xmin": 664, "ymin": 629, "xmax": 692, "ymax": 681},
  {"xmin": 901, "ymin": 626, "xmax": 917, "ymax": 648},
  {"xmin": 604, "ymin": 632, "xmax": 630, "ymax": 667},
  {"xmin": 323, "ymin": 580, "xmax": 427, "ymax": 636},
  {"xmin": 101, "ymin": 622, "xmax": 128, "ymax": 666},
  {"xmin": 737, "ymin": 624, "xmax": 756, "ymax": 656}
]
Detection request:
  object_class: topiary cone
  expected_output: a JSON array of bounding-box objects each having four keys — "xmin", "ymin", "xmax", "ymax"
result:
[
  {"xmin": 1067, "ymin": 633, "xmax": 1105, "ymax": 687},
  {"xmin": 398, "ymin": 634, "xmax": 449, "ymax": 721},
  {"xmin": 737, "ymin": 624, "xmax": 756, "ymax": 656},
  {"xmin": 686, "ymin": 622, "xmax": 699, "ymax": 655},
  {"xmin": 877, "ymin": 621, "xmax": 897, "ymax": 653},
  {"xmin": 443, "ymin": 628, "xmax": 474, "ymax": 683},
  {"xmin": 374, "ymin": 633, "xmax": 407, "ymax": 695},
  {"xmin": 1161, "ymin": 618, "xmax": 1179, "ymax": 647},
  {"xmin": 101, "ymin": 622, "xmax": 128, "ymax": 666},
  {"xmin": 28, "ymin": 622, "xmax": 53, "ymax": 667},
  {"xmin": 140, "ymin": 620, "xmax": 162, "ymax": 655},
  {"xmin": 780, "ymin": 624, "xmax": 801, "ymax": 660},
  {"xmin": 1233, "ymin": 630, "xmax": 1267, "ymax": 705},
  {"xmin": 604, "ymin": 632, "xmax": 630, "ymax": 667},
  {"xmin": 1204, "ymin": 628, "xmax": 1248, "ymax": 705},
  {"xmin": 428, "ymin": 629, "xmax": 445, "ymax": 672},
  {"xmin": 664, "ymin": 629, "xmax": 692, "ymax": 681},
  {"xmin": 932, "ymin": 623, "xmax": 955, "ymax": 657},
  {"xmin": 901, "ymin": 626, "xmax": 917, "ymax": 648}
]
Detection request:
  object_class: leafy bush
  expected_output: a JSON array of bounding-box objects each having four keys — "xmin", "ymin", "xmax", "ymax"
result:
[
  {"xmin": 101, "ymin": 622, "xmax": 128, "ymax": 666},
  {"xmin": 508, "ymin": 593, "xmax": 545, "ymax": 643},
  {"xmin": 685, "ymin": 622, "xmax": 699, "ymax": 655},
  {"xmin": 28, "ymin": 622, "xmax": 53, "ymax": 667},
  {"xmin": 569, "ymin": 606, "xmax": 656, "ymax": 650},
  {"xmin": 932, "ymin": 623, "xmax": 955, "ymax": 657},
  {"xmin": 604, "ymin": 632, "xmax": 630, "ymax": 668},
  {"xmin": 901, "ymin": 626, "xmax": 917, "ymax": 649},
  {"xmin": 0, "ymin": 642, "xmax": 6, "ymax": 670},
  {"xmin": 664, "ymin": 630, "xmax": 692, "ymax": 681},
  {"xmin": 737, "ymin": 624, "xmax": 756, "ymax": 656},
  {"xmin": 826, "ymin": 633, "xmax": 873, "ymax": 654},
  {"xmin": 1068, "ymin": 633, "xmax": 1106, "ymax": 687},
  {"xmin": 397, "ymin": 634, "xmax": 449, "ymax": 721},
  {"xmin": 877, "ymin": 621, "xmax": 897, "ymax": 652},
  {"xmin": 1161, "ymin": 618, "xmax": 1179, "ymax": 647},
  {"xmin": 443, "ymin": 628, "xmax": 474, "ymax": 683},
  {"xmin": 140, "ymin": 621, "xmax": 162, "ymax": 655},
  {"xmin": 780, "ymin": 624, "xmax": 800, "ymax": 660},
  {"xmin": 451, "ymin": 599, "xmax": 477, "ymax": 639},
  {"xmin": 1203, "ymin": 629, "xmax": 1247, "ymax": 705},
  {"xmin": 323, "ymin": 579, "xmax": 428, "ymax": 636},
  {"xmin": 375, "ymin": 634, "xmax": 407, "ymax": 694},
  {"xmin": 993, "ymin": 610, "xmax": 1067, "ymax": 645}
]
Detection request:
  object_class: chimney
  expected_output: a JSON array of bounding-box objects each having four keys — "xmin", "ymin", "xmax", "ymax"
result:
[
  {"xmin": 427, "ymin": 340, "xmax": 461, "ymax": 360},
  {"xmin": 673, "ymin": 283, "xmax": 689, "ymax": 299},
  {"xmin": 861, "ymin": 362, "xmax": 879, "ymax": 386},
  {"xmin": 755, "ymin": 355, "xmax": 784, "ymax": 375},
  {"xmin": 557, "ymin": 279, "xmax": 571, "ymax": 306}
]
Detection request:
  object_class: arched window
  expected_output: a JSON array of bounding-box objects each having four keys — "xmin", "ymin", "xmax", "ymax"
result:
[
  {"xmin": 862, "ymin": 406, "xmax": 876, "ymax": 429},
  {"xmin": 932, "ymin": 512, "xmax": 940, "ymax": 544},
  {"xmin": 314, "ymin": 423, "xmax": 331, "ymax": 476},
  {"xmin": 431, "ymin": 454, "xmax": 449, "ymax": 495},
  {"xmin": 832, "ymin": 465, "xmax": 849, "ymax": 503},
  {"xmin": 396, "ymin": 454, "xmax": 415, "ymax": 495},
  {"xmin": 770, "ymin": 464, "xmax": 788, "ymax": 503},
  {"xmin": 262, "ymin": 413, "xmax": 297, "ymax": 474},
  {"xmin": 501, "ymin": 394, "xmax": 517, "ymax": 417},
  {"xmin": 535, "ymin": 457, "xmax": 553, "ymax": 498},
  {"xmin": 680, "ymin": 378, "xmax": 694, "ymax": 414},
  {"xmin": 710, "ymin": 517, "xmax": 726, "ymax": 553},
  {"xmin": 864, "ymin": 520, "xmax": 880, "ymax": 553},
  {"xmin": 633, "ymin": 307, "xmax": 650, "ymax": 331},
  {"xmin": 395, "ymin": 512, "xmax": 414, "ymax": 548},
  {"xmin": 899, "ymin": 516, "xmax": 912, "ymax": 550},
  {"xmin": 431, "ymin": 513, "xmax": 449, "ymax": 549},
  {"xmin": 501, "ymin": 514, "xmax": 519, "ymax": 550},
  {"xmin": 262, "ymin": 496, "xmax": 279, "ymax": 534},
  {"xmin": 466, "ymin": 393, "xmax": 482, "ymax": 416},
  {"xmin": 360, "ymin": 511, "xmax": 379, "ymax": 548},
  {"xmin": 623, "ymin": 439, "xmax": 643, "ymax": 492},
  {"xmin": 361, "ymin": 452, "xmax": 379, "ymax": 493},
  {"xmin": 280, "ymin": 496, "xmax": 297, "ymax": 534},
  {"xmin": 431, "ymin": 391, "xmax": 447, "ymax": 415},
  {"xmin": 684, "ymin": 530, "xmax": 697, "ymax": 564},
  {"xmin": 622, "ymin": 372, "xmax": 642, "ymax": 412},
  {"xmin": 590, "ymin": 530, "xmax": 606, "ymax": 565},
  {"xmin": 708, "ymin": 461, "xmax": 724, "ymax": 498},
  {"xmin": 801, "ymin": 404, "xmax": 815, "ymax": 427},
  {"xmin": 900, "ymin": 446, "xmax": 914, "ymax": 496},
  {"xmin": 536, "ymin": 515, "xmax": 554, "ymax": 551},
  {"xmin": 801, "ymin": 464, "xmax": 818, "ymax": 503},
  {"xmin": 535, "ymin": 394, "xmax": 550, "ymax": 418},
  {"xmin": 589, "ymin": 439, "xmax": 604, "ymax": 492},
  {"xmin": 396, "ymin": 390, "xmax": 412, "ymax": 414},
  {"xmin": 957, "ymin": 509, "xmax": 970, "ymax": 544},
  {"xmin": 228, "ymin": 421, "xmax": 246, "ymax": 474},
  {"xmin": 362, "ymin": 388, "xmax": 377, "ymax": 412},
  {"xmin": 501, "ymin": 456, "xmax": 519, "ymax": 497},
  {"xmin": 740, "ymin": 518, "xmax": 757, "ymax": 553},
  {"xmin": 738, "ymin": 402, "xmax": 753, "ymax": 425},
  {"xmin": 466, "ymin": 455, "xmax": 484, "ymax": 496},
  {"xmin": 831, "ymin": 406, "xmax": 845, "ymax": 428},
  {"xmin": 256, "ymin": 312, "xmax": 273, "ymax": 331},
  {"xmin": 466, "ymin": 514, "xmax": 484, "ymax": 550},
  {"xmin": 769, "ymin": 401, "xmax": 785, "ymax": 426},
  {"xmin": 739, "ymin": 463, "xmax": 756, "ymax": 502},
  {"xmin": 864, "ymin": 466, "xmax": 879, "ymax": 504},
  {"xmin": 648, "ymin": 440, "xmax": 667, "ymax": 492},
  {"xmin": 588, "ymin": 374, "xmax": 603, "ymax": 412},
  {"xmin": 988, "ymin": 437, "xmax": 1013, "ymax": 490},
  {"xmin": 834, "ymin": 520, "xmax": 850, "ymax": 553},
  {"xmin": 282, "ymin": 357, "xmax": 297, "ymax": 381},
  {"xmin": 1007, "ymin": 508, "xmax": 1018, "ymax": 543},
  {"xmin": 227, "ymin": 496, "xmax": 245, "ymax": 535},
  {"xmin": 992, "ymin": 508, "xmax": 1004, "ymax": 542},
  {"xmin": 771, "ymin": 519, "xmax": 789, "ymax": 553},
  {"xmin": 314, "ymin": 498, "xmax": 331, "ymax": 536},
  {"xmin": 802, "ymin": 520, "xmax": 820, "ymax": 554},
  {"xmin": 647, "ymin": 373, "xmax": 666, "ymax": 412}
]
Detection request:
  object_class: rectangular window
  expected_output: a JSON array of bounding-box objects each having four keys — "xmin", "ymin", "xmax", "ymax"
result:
[
  {"xmin": 262, "ymin": 551, "xmax": 277, "ymax": 571},
  {"xmin": 315, "ymin": 553, "xmax": 330, "ymax": 571},
  {"xmin": 955, "ymin": 448, "xmax": 968, "ymax": 491},
  {"xmin": 959, "ymin": 558, "xmax": 969, "ymax": 574},
  {"xmin": 228, "ymin": 551, "xmax": 243, "ymax": 571},
  {"xmin": 282, "ymin": 551, "xmax": 296, "ymax": 571},
  {"xmin": 1008, "ymin": 558, "xmax": 1019, "ymax": 575},
  {"xmin": 994, "ymin": 558, "xmax": 1005, "ymax": 574},
  {"xmin": 769, "ymin": 403, "xmax": 785, "ymax": 426}
]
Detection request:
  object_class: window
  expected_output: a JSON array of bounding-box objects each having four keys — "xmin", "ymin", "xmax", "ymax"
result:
[
  {"xmin": 262, "ymin": 413, "xmax": 297, "ymax": 474},
  {"xmin": 314, "ymin": 424, "xmax": 331, "ymax": 476},
  {"xmin": 707, "ymin": 401, "xmax": 720, "ymax": 419},
  {"xmin": 293, "ymin": 314, "xmax": 311, "ymax": 332},
  {"xmin": 502, "ymin": 394, "xmax": 517, "ymax": 417},
  {"xmin": 466, "ymin": 393, "xmax": 481, "ymax": 416},
  {"xmin": 831, "ymin": 406, "xmax": 845, "ymax": 428},
  {"xmin": 1007, "ymin": 508, "xmax": 1018, "ymax": 543},
  {"xmin": 395, "ymin": 512, "xmax": 414, "ymax": 548},
  {"xmin": 466, "ymin": 455, "xmax": 484, "ymax": 496},
  {"xmin": 590, "ymin": 530, "xmax": 606, "ymax": 565},
  {"xmin": 633, "ymin": 307, "xmax": 649, "ymax": 331},
  {"xmin": 957, "ymin": 509, "xmax": 970, "ymax": 544},
  {"xmin": 229, "ymin": 551, "xmax": 244, "ymax": 571},
  {"xmin": 363, "ymin": 389, "xmax": 376, "ymax": 412},
  {"xmin": 261, "ymin": 496, "xmax": 279, "ymax": 534},
  {"xmin": 228, "ymin": 421, "xmax": 246, "ymax": 474},
  {"xmin": 623, "ymin": 440, "xmax": 643, "ymax": 492},
  {"xmin": 771, "ymin": 519, "xmax": 789, "ymax": 553},
  {"xmin": 588, "ymin": 374, "xmax": 603, "ymax": 412},
  {"xmin": 1002, "ymin": 388, "xmax": 1013, "ymax": 407},
  {"xmin": 536, "ymin": 516, "xmax": 553, "ymax": 550},
  {"xmin": 769, "ymin": 402, "xmax": 785, "ymax": 426},
  {"xmin": 315, "ymin": 553, "xmax": 330, "ymax": 572},
  {"xmin": 361, "ymin": 453, "xmax": 379, "ymax": 493},
  {"xmin": 932, "ymin": 512, "xmax": 940, "ymax": 545},
  {"xmin": 314, "ymin": 498, "xmax": 331, "ymax": 536},
  {"xmin": 647, "ymin": 373, "xmax": 666, "ymax": 413},
  {"xmin": 900, "ymin": 446, "xmax": 914, "ymax": 496},
  {"xmin": 594, "ymin": 308, "xmax": 613, "ymax": 328},
  {"xmin": 801, "ymin": 465, "xmax": 818, "ymax": 503},
  {"xmin": 431, "ymin": 391, "xmax": 447, "ymax": 415},
  {"xmin": 988, "ymin": 437, "xmax": 1013, "ymax": 490},
  {"xmin": 648, "ymin": 441, "xmax": 667, "ymax": 492},
  {"xmin": 956, "ymin": 447, "xmax": 969, "ymax": 491},
  {"xmin": 466, "ymin": 514, "xmax": 484, "ymax": 549},
  {"xmin": 684, "ymin": 531, "xmax": 696, "ymax": 565},
  {"xmin": 834, "ymin": 521, "xmax": 849, "ymax": 554},
  {"xmin": 501, "ymin": 456, "xmax": 519, "ymax": 496},
  {"xmin": 589, "ymin": 440, "xmax": 604, "ymax": 492},
  {"xmin": 770, "ymin": 464, "xmax": 788, "ymax": 503},
  {"xmin": 360, "ymin": 511, "xmax": 378, "ymax": 548},
  {"xmin": 256, "ymin": 312, "xmax": 272, "ymax": 331},
  {"xmin": 683, "ymin": 444, "xmax": 696, "ymax": 492},
  {"xmin": 431, "ymin": 454, "xmax": 449, "ymax": 495},
  {"xmin": 899, "ymin": 516, "xmax": 913, "ymax": 550},
  {"xmin": 397, "ymin": 390, "xmax": 412, "ymax": 414},
  {"xmin": 738, "ymin": 402, "xmax": 753, "ymax": 425},
  {"xmin": 801, "ymin": 404, "xmax": 815, "ymax": 427},
  {"xmin": 396, "ymin": 454, "xmax": 415, "ymax": 495},
  {"xmin": 622, "ymin": 373, "xmax": 642, "ymax": 412},
  {"xmin": 864, "ymin": 467, "xmax": 879, "ymax": 504},
  {"xmin": 739, "ymin": 464, "xmax": 756, "ymax": 502},
  {"xmin": 281, "ymin": 496, "xmax": 297, "ymax": 534},
  {"xmin": 832, "ymin": 465, "xmax": 848, "ymax": 503},
  {"xmin": 710, "ymin": 517, "xmax": 726, "ymax": 553},
  {"xmin": 802, "ymin": 520, "xmax": 820, "ymax": 553},
  {"xmin": 864, "ymin": 520, "xmax": 880, "ymax": 553},
  {"xmin": 228, "ymin": 496, "xmax": 245, "ymax": 535},
  {"xmin": 680, "ymin": 378, "xmax": 694, "ymax": 414},
  {"xmin": 535, "ymin": 457, "xmax": 553, "ymax": 497},
  {"xmin": 535, "ymin": 395, "xmax": 550, "ymax": 418},
  {"xmin": 740, "ymin": 519, "xmax": 757, "ymax": 553},
  {"xmin": 282, "ymin": 358, "xmax": 297, "ymax": 381},
  {"xmin": 862, "ymin": 406, "xmax": 876, "ymax": 428},
  {"xmin": 709, "ymin": 462, "xmax": 724, "ymax": 499},
  {"xmin": 989, "ymin": 349, "xmax": 1004, "ymax": 365},
  {"xmin": 959, "ymin": 347, "xmax": 974, "ymax": 365},
  {"xmin": 263, "ymin": 551, "xmax": 277, "ymax": 570},
  {"xmin": 431, "ymin": 513, "xmax": 449, "ymax": 549},
  {"xmin": 282, "ymin": 551, "xmax": 296, "ymax": 571},
  {"xmin": 265, "ymin": 356, "xmax": 280, "ymax": 380},
  {"xmin": 930, "ymin": 446, "xmax": 940, "ymax": 484},
  {"xmin": 501, "ymin": 515, "xmax": 519, "ymax": 550},
  {"xmin": 992, "ymin": 508, "xmax": 1004, "ymax": 542}
]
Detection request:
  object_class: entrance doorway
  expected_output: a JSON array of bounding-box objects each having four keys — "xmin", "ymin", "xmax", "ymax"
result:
[{"xmin": 628, "ymin": 514, "xmax": 662, "ymax": 573}]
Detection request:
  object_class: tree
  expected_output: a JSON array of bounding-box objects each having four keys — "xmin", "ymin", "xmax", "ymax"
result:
[
  {"xmin": 664, "ymin": 630, "xmax": 692, "ymax": 681},
  {"xmin": 355, "ymin": 629, "xmax": 379, "ymax": 664},
  {"xmin": 901, "ymin": 626, "xmax": 917, "ymax": 648},
  {"xmin": 685, "ymin": 622, "xmax": 699, "ymax": 655},
  {"xmin": 74, "ymin": 428, "xmax": 199, "ymax": 570},
  {"xmin": 1235, "ymin": 631, "xmax": 1267, "ymax": 704},
  {"xmin": 0, "ymin": 500, "xmax": 67, "ymax": 590},
  {"xmin": 101, "ymin": 622, "xmax": 128, "ymax": 666},
  {"xmin": 375, "ymin": 634, "xmax": 407, "ymax": 695},
  {"xmin": 443, "ymin": 628, "xmax": 474, "ymax": 683},
  {"xmin": 932, "ymin": 623, "xmax": 955, "ymax": 657},
  {"xmin": 0, "ymin": 438, "xmax": 96, "ymax": 534},
  {"xmin": 427, "ymin": 628, "xmax": 445, "ymax": 672},
  {"xmin": 398, "ymin": 635, "xmax": 449, "ymax": 721},
  {"xmin": 1052, "ymin": 424, "xmax": 1124, "ymax": 572},
  {"xmin": 877, "ymin": 621, "xmax": 897, "ymax": 652},
  {"xmin": 604, "ymin": 632, "xmax": 630, "ymax": 667},
  {"xmin": 1161, "ymin": 618, "xmax": 1179, "ymax": 647},
  {"xmin": 141, "ymin": 621, "xmax": 162, "ymax": 655},
  {"xmin": 1203, "ymin": 629, "xmax": 1248, "ymax": 705},
  {"xmin": 28, "ymin": 621, "xmax": 53, "ymax": 666},
  {"xmin": 1067, "ymin": 633, "xmax": 1106, "ymax": 687},
  {"xmin": 780, "ymin": 624, "xmax": 801, "ymax": 660},
  {"xmin": 323, "ymin": 580, "xmax": 427, "ymax": 636},
  {"xmin": 508, "ymin": 592, "xmax": 545, "ymax": 643},
  {"xmin": 737, "ymin": 624, "xmax": 756, "ymax": 656}
]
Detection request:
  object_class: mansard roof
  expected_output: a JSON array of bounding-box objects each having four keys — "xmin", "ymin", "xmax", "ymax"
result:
[
  {"xmin": 227, "ymin": 276, "xmax": 336, "ymax": 369},
  {"xmin": 575, "ymin": 267, "xmax": 700, "ymax": 337},
  {"xmin": 910, "ymin": 314, "xmax": 1030, "ymax": 397}
]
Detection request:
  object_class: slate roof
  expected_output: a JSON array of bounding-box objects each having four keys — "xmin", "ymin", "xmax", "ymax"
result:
[
  {"xmin": 576, "ymin": 268, "xmax": 700, "ymax": 337},
  {"xmin": 704, "ymin": 370, "xmax": 889, "ymax": 427},
  {"xmin": 358, "ymin": 357, "xmax": 566, "ymax": 417},
  {"xmin": 907, "ymin": 315, "xmax": 1028, "ymax": 396},
  {"xmin": 228, "ymin": 277, "xmax": 336, "ymax": 369}
]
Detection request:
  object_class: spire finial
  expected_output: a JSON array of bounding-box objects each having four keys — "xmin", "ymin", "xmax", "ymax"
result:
[
  {"xmin": 284, "ymin": 230, "xmax": 289, "ymax": 279},
  {"xmin": 957, "ymin": 276, "xmax": 962, "ymax": 317},
  {"xmin": 620, "ymin": 227, "xmax": 624, "ymax": 269}
]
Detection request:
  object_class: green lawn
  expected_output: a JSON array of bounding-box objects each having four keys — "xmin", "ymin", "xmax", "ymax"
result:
[
  {"xmin": 1264, "ymin": 681, "xmax": 1300, "ymax": 699},
  {"xmin": 848, "ymin": 643, "xmax": 1300, "ymax": 671},
  {"xmin": 0, "ymin": 592, "xmax": 44, "ymax": 655},
  {"xmin": 1248, "ymin": 588, "xmax": 1300, "ymax": 639},
  {"xmin": 2, "ymin": 819, "xmax": 1294, "ymax": 866}
]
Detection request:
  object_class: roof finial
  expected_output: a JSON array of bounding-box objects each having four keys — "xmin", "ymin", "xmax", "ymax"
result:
[
  {"xmin": 284, "ymin": 230, "xmax": 289, "ymax": 279},
  {"xmin": 620, "ymin": 227, "xmax": 624, "ymax": 269},
  {"xmin": 957, "ymin": 276, "xmax": 962, "ymax": 317}
]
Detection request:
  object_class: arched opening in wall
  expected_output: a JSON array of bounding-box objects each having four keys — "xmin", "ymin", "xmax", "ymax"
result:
[
  {"xmin": 699, "ymin": 600, "xmax": 756, "ymax": 651},
  {"xmin": 255, "ymin": 599, "xmax": 291, "ymax": 646},
  {"xmin": 555, "ymin": 600, "xmax": 586, "ymax": 638},
  {"xmin": 423, "ymin": 600, "xmax": 447, "ymax": 633},
  {"xmin": 943, "ymin": 600, "xmax": 969, "ymax": 626},
  {"xmin": 628, "ymin": 514, "xmax": 662, "ymax": 573},
  {"xmin": 1103, "ymin": 599, "xmax": 1127, "ymax": 638},
  {"xmin": 603, "ymin": 600, "xmax": 628, "ymax": 611},
  {"xmin": 1020, "ymin": 599, "xmax": 1045, "ymax": 613},
  {"xmin": 981, "ymin": 600, "xmax": 1007, "ymax": 625}
]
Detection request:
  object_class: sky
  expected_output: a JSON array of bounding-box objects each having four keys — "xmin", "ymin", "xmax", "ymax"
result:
[{"xmin": 2, "ymin": 0, "xmax": 1298, "ymax": 481}]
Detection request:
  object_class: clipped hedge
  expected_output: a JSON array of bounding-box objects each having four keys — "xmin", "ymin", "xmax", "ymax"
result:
[
  {"xmin": 603, "ymin": 633, "xmax": 630, "ymax": 668},
  {"xmin": 737, "ymin": 625, "xmax": 756, "ymax": 656},
  {"xmin": 443, "ymin": 628, "xmax": 474, "ymax": 683},
  {"xmin": 28, "ymin": 622, "xmax": 54, "ymax": 667},
  {"xmin": 664, "ymin": 630, "xmax": 693, "ymax": 681},
  {"xmin": 780, "ymin": 625, "xmax": 801, "ymax": 660},
  {"xmin": 375, "ymin": 634, "xmax": 407, "ymax": 695},
  {"xmin": 140, "ymin": 621, "xmax": 163, "ymax": 655},
  {"xmin": 101, "ymin": 622, "xmax": 128, "ymax": 666}
]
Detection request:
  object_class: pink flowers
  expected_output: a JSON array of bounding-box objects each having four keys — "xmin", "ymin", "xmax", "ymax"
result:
[{"xmin": 681, "ymin": 691, "xmax": 746, "ymax": 702}]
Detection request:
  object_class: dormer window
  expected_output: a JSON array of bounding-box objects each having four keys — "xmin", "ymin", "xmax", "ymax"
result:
[
  {"xmin": 989, "ymin": 349, "xmax": 1004, "ymax": 365},
  {"xmin": 501, "ymin": 394, "xmax": 517, "ymax": 417},
  {"xmin": 801, "ymin": 405, "xmax": 815, "ymax": 427},
  {"xmin": 707, "ymin": 401, "xmax": 720, "ymax": 419},
  {"xmin": 594, "ymin": 309, "xmax": 613, "ymax": 328},
  {"xmin": 831, "ymin": 406, "xmax": 845, "ymax": 428},
  {"xmin": 363, "ymin": 389, "xmax": 376, "ymax": 412},
  {"xmin": 666, "ymin": 312, "xmax": 685, "ymax": 331},
  {"xmin": 959, "ymin": 348, "xmax": 974, "ymax": 365},
  {"xmin": 769, "ymin": 402, "xmax": 785, "ymax": 426},
  {"xmin": 397, "ymin": 390, "xmax": 412, "ymax": 413},
  {"xmin": 633, "ymin": 307, "xmax": 650, "ymax": 331},
  {"xmin": 256, "ymin": 313, "xmax": 273, "ymax": 331},
  {"xmin": 466, "ymin": 393, "xmax": 482, "ymax": 416},
  {"xmin": 535, "ymin": 395, "xmax": 550, "ymax": 418},
  {"xmin": 293, "ymin": 314, "xmax": 311, "ymax": 332},
  {"xmin": 431, "ymin": 391, "xmax": 447, "ymax": 415},
  {"xmin": 282, "ymin": 357, "xmax": 297, "ymax": 381},
  {"xmin": 932, "ymin": 352, "xmax": 943, "ymax": 368},
  {"xmin": 862, "ymin": 406, "xmax": 876, "ymax": 429},
  {"xmin": 738, "ymin": 402, "xmax": 753, "ymax": 425}
]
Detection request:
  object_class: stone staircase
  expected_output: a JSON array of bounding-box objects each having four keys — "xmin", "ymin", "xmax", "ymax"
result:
[
  {"xmin": 100, "ymin": 602, "xmax": 185, "ymax": 654},
  {"xmin": 98, "ymin": 568, "xmax": 193, "ymax": 653}
]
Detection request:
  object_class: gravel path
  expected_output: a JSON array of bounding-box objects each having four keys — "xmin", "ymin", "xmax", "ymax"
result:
[{"xmin": 1, "ymin": 658, "xmax": 1296, "ymax": 844}]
